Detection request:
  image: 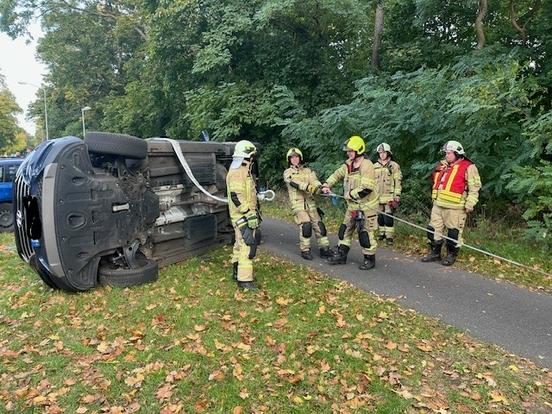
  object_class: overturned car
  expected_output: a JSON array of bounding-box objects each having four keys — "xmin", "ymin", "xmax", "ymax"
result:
[{"xmin": 14, "ymin": 132, "xmax": 241, "ymax": 292}]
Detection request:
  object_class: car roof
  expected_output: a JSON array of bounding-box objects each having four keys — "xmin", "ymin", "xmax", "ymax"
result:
[{"xmin": 0, "ymin": 158, "xmax": 24, "ymax": 165}]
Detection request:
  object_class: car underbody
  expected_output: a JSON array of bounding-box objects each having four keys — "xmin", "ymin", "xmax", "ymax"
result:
[{"xmin": 14, "ymin": 132, "xmax": 237, "ymax": 292}]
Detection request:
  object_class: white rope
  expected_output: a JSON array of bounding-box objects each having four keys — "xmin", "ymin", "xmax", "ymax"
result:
[
  {"xmin": 147, "ymin": 138, "xmax": 275, "ymax": 204},
  {"xmin": 322, "ymin": 193, "xmax": 552, "ymax": 278},
  {"xmin": 147, "ymin": 138, "xmax": 228, "ymax": 203}
]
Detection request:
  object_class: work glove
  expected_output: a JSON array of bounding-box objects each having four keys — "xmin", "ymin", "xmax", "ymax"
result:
[
  {"xmin": 465, "ymin": 204, "xmax": 474, "ymax": 213},
  {"xmin": 388, "ymin": 200, "xmax": 399, "ymax": 210},
  {"xmin": 321, "ymin": 184, "xmax": 331, "ymax": 195},
  {"xmin": 236, "ymin": 216, "xmax": 255, "ymax": 246},
  {"xmin": 245, "ymin": 211, "xmax": 260, "ymax": 229},
  {"xmin": 307, "ymin": 184, "xmax": 321, "ymax": 195}
]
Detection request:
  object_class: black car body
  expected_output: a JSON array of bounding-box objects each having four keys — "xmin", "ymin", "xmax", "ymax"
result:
[{"xmin": 14, "ymin": 132, "xmax": 236, "ymax": 292}]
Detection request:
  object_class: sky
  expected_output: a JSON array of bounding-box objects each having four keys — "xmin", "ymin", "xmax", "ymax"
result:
[{"xmin": 0, "ymin": 22, "xmax": 46, "ymax": 135}]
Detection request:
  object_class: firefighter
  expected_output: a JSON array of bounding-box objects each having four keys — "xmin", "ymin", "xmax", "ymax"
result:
[
  {"xmin": 321, "ymin": 136, "xmax": 379, "ymax": 270},
  {"xmin": 283, "ymin": 147, "xmax": 335, "ymax": 260},
  {"xmin": 227, "ymin": 140, "xmax": 260, "ymax": 289},
  {"xmin": 374, "ymin": 143, "xmax": 402, "ymax": 245},
  {"xmin": 421, "ymin": 140, "xmax": 481, "ymax": 266}
]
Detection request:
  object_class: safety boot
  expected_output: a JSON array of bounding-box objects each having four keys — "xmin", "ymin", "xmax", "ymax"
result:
[
  {"xmin": 327, "ymin": 245, "xmax": 349, "ymax": 265},
  {"xmin": 385, "ymin": 238, "xmax": 394, "ymax": 246},
  {"xmin": 441, "ymin": 246, "xmax": 459, "ymax": 266},
  {"xmin": 359, "ymin": 254, "xmax": 376, "ymax": 270},
  {"xmin": 301, "ymin": 249, "xmax": 313, "ymax": 260},
  {"xmin": 319, "ymin": 246, "xmax": 336, "ymax": 259},
  {"xmin": 238, "ymin": 280, "xmax": 258, "ymax": 291},
  {"xmin": 421, "ymin": 241, "xmax": 443, "ymax": 263},
  {"xmin": 377, "ymin": 234, "xmax": 386, "ymax": 241}
]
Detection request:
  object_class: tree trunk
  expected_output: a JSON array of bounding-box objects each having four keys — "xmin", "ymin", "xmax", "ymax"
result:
[
  {"xmin": 509, "ymin": 0, "xmax": 542, "ymax": 44},
  {"xmin": 372, "ymin": 1, "xmax": 384, "ymax": 69},
  {"xmin": 475, "ymin": 0, "xmax": 488, "ymax": 49}
]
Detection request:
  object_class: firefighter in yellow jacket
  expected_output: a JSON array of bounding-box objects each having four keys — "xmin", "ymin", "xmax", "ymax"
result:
[
  {"xmin": 322, "ymin": 136, "xmax": 379, "ymax": 270},
  {"xmin": 421, "ymin": 140, "xmax": 481, "ymax": 266},
  {"xmin": 227, "ymin": 140, "xmax": 260, "ymax": 290},
  {"xmin": 283, "ymin": 148, "xmax": 335, "ymax": 260},
  {"xmin": 374, "ymin": 143, "xmax": 402, "ymax": 245}
]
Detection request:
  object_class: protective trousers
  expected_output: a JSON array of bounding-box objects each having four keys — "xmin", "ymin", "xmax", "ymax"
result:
[
  {"xmin": 338, "ymin": 205, "xmax": 378, "ymax": 255},
  {"xmin": 295, "ymin": 208, "xmax": 330, "ymax": 252},
  {"xmin": 232, "ymin": 227, "xmax": 254, "ymax": 282},
  {"xmin": 377, "ymin": 203, "xmax": 394, "ymax": 238},
  {"xmin": 428, "ymin": 205, "xmax": 466, "ymax": 247}
]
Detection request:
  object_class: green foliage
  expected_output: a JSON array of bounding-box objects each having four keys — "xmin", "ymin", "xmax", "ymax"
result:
[
  {"xmin": 0, "ymin": 74, "xmax": 22, "ymax": 149},
  {"xmin": 2, "ymin": 0, "xmax": 552, "ymax": 236}
]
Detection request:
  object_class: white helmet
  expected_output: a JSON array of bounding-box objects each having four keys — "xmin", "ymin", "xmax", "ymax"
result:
[
  {"xmin": 443, "ymin": 140, "xmax": 465, "ymax": 155},
  {"xmin": 376, "ymin": 142, "xmax": 392, "ymax": 154},
  {"xmin": 233, "ymin": 140, "xmax": 257, "ymax": 158}
]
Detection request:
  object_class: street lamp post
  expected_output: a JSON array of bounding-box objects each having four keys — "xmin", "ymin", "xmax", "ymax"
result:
[
  {"xmin": 18, "ymin": 81, "xmax": 49, "ymax": 141},
  {"xmin": 81, "ymin": 106, "xmax": 91, "ymax": 138}
]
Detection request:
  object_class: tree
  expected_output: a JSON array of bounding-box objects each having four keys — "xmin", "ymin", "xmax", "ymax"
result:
[{"xmin": 0, "ymin": 74, "xmax": 22, "ymax": 149}]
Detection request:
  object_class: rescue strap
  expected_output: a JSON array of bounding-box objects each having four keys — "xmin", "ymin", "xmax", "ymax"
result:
[
  {"xmin": 323, "ymin": 193, "xmax": 552, "ymax": 278},
  {"xmin": 147, "ymin": 138, "xmax": 275, "ymax": 203}
]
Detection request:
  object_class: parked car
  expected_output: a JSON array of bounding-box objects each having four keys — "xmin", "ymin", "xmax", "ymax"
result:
[
  {"xmin": 14, "ymin": 132, "xmax": 241, "ymax": 292},
  {"xmin": 0, "ymin": 157, "xmax": 23, "ymax": 232}
]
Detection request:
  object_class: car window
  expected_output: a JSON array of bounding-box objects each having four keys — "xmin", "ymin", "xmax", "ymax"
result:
[{"xmin": 5, "ymin": 164, "xmax": 19, "ymax": 181}]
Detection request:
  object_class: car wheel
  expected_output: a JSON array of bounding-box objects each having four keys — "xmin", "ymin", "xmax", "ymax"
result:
[
  {"xmin": 98, "ymin": 252, "xmax": 158, "ymax": 287},
  {"xmin": 85, "ymin": 131, "xmax": 147, "ymax": 159},
  {"xmin": 0, "ymin": 203, "xmax": 14, "ymax": 232}
]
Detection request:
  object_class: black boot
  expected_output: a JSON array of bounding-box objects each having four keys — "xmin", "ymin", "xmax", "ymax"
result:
[
  {"xmin": 231, "ymin": 262, "xmax": 238, "ymax": 281},
  {"xmin": 319, "ymin": 246, "xmax": 336, "ymax": 258},
  {"xmin": 237, "ymin": 280, "xmax": 258, "ymax": 290},
  {"xmin": 385, "ymin": 237, "xmax": 394, "ymax": 246},
  {"xmin": 327, "ymin": 245, "xmax": 349, "ymax": 265},
  {"xmin": 441, "ymin": 246, "xmax": 459, "ymax": 266},
  {"xmin": 377, "ymin": 234, "xmax": 385, "ymax": 241},
  {"xmin": 301, "ymin": 249, "xmax": 313, "ymax": 260},
  {"xmin": 359, "ymin": 254, "xmax": 376, "ymax": 270},
  {"xmin": 421, "ymin": 241, "xmax": 443, "ymax": 262}
]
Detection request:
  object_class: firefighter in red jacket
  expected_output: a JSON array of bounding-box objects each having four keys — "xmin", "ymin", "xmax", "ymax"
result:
[{"xmin": 421, "ymin": 141, "xmax": 481, "ymax": 266}]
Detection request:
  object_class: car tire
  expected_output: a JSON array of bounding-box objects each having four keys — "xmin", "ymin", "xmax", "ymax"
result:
[
  {"xmin": 0, "ymin": 203, "xmax": 14, "ymax": 232},
  {"xmin": 85, "ymin": 131, "xmax": 147, "ymax": 159},
  {"xmin": 98, "ymin": 253, "xmax": 158, "ymax": 287}
]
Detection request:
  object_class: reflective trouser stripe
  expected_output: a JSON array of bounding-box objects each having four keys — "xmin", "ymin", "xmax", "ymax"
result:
[{"xmin": 233, "ymin": 227, "xmax": 254, "ymax": 282}]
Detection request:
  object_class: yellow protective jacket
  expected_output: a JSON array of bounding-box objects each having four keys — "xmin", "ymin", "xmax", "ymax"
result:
[
  {"xmin": 325, "ymin": 157, "xmax": 379, "ymax": 214},
  {"xmin": 374, "ymin": 159, "xmax": 402, "ymax": 204},
  {"xmin": 283, "ymin": 165, "xmax": 321, "ymax": 213},
  {"xmin": 226, "ymin": 162, "xmax": 257, "ymax": 222},
  {"xmin": 431, "ymin": 159, "xmax": 481, "ymax": 210}
]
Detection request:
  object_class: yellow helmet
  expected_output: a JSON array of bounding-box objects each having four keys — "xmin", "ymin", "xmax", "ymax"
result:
[
  {"xmin": 233, "ymin": 140, "xmax": 257, "ymax": 158},
  {"xmin": 343, "ymin": 135, "xmax": 365, "ymax": 155},
  {"xmin": 286, "ymin": 147, "xmax": 303, "ymax": 162}
]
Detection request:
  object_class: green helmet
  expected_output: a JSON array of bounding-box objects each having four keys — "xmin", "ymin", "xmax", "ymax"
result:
[
  {"xmin": 443, "ymin": 140, "xmax": 465, "ymax": 155},
  {"xmin": 376, "ymin": 142, "xmax": 392, "ymax": 154},
  {"xmin": 233, "ymin": 140, "xmax": 257, "ymax": 158}
]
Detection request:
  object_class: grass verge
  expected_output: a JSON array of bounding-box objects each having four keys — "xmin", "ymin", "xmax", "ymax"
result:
[
  {"xmin": 1, "ymin": 232, "xmax": 551, "ymax": 413},
  {"xmin": 262, "ymin": 192, "xmax": 552, "ymax": 293}
]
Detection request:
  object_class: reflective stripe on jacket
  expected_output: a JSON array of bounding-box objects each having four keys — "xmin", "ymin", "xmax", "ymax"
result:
[
  {"xmin": 432, "ymin": 159, "xmax": 481, "ymax": 209},
  {"xmin": 283, "ymin": 165, "xmax": 320, "ymax": 212},
  {"xmin": 227, "ymin": 163, "xmax": 257, "ymax": 222},
  {"xmin": 326, "ymin": 157, "xmax": 379, "ymax": 213},
  {"xmin": 374, "ymin": 160, "xmax": 402, "ymax": 203}
]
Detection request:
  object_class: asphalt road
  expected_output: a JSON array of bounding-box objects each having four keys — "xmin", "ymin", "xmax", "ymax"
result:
[{"xmin": 261, "ymin": 217, "xmax": 552, "ymax": 369}]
